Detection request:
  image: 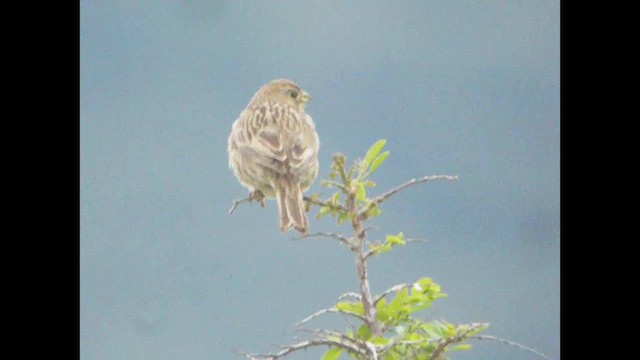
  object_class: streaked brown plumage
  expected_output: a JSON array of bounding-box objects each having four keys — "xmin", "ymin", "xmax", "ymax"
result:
[{"xmin": 227, "ymin": 79, "xmax": 320, "ymax": 233}]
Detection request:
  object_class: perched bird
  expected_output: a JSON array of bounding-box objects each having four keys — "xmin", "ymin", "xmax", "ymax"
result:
[{"xmin": 228, "ymin": 79, "xmax": 320, "ymax": 233}]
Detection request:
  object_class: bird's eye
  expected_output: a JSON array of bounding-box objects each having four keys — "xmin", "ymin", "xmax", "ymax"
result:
[{"xmin": 290, "ymin": 90, "xmax": 298, "ymax": 98}]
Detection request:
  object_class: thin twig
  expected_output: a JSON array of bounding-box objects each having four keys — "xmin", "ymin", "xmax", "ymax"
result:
[
  {"xmin": 294, "ymin": 307, "xmax": 367, "ymax": 328},
  {"xmin": 303, "ymin": 196, "xmax": 349, "ymax": 213},
  {"xmin": 471, "ymin": 335, "xmax": 552, "ymax": 360},
  {"xmin": 365, "ymin": 175, "xmax": 458, "ymax": 211},
  {"xmin": 334, "ymin": 292, "xmax": 362, "ymax": 332},
  {"xmin": 320, "ymin": 179, "xmax": 348, "ymax": 191},
  {"xmin": 293, "ymin": 308, "xmax": 339, "ymax": 328},
  {"xmin": 296, "ymin": 328, "xmax": 383, "ymax": 360},
  {"xmin": 373, "ymin": 283, "xmax": 412, "ymax": 305},
  {"xmin": 234, "ymin": 338, "xmax": 365, "ymax": 360},
  {"xmin": 228, "ymin": 195, "xmax": 252, "ymax": 214},
  {"xmin": 364, "ymin": 238, "xmax": 428, "ymax": 259},
  {"xmin": 295, "ymin": 328, "xmax": 361, "ymax": 348},
  {"xmin": 292, "ymin": 231, "xmax": 351, "ymax": 247},
  {"xmin": 337, "ymin": 292, "xmax": 361, "ymax": 302},
  {"xmin": 430, "ymin": 322, "xmax": 488, "ymax": 360}
]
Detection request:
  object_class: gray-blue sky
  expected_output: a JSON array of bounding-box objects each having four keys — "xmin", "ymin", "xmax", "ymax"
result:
[{"xmin": 80, "ymin": 1, "xmax": 559, "ymax": 359}]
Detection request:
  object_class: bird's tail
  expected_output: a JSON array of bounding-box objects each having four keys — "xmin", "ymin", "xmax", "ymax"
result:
[{"xmin": 275, "ymin": 175, "xmax": 308, "ymax": 234}]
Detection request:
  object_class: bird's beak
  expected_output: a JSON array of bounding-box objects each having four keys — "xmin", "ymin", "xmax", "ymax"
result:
[{"xmin": 301, "ymin": 91, "xmax": 311, "ymax": 104}]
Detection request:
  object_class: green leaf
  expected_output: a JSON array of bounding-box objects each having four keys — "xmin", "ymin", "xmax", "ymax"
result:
[
  {"xmin": 356, "ymin": 324, "xmax": 372, "ymax": 340},
  {"xmin": 376, "ymin": 309, "xmax": 391, "ymax": 322},
  {"xmin": 397, "ymin": 288, "xmax": 409, "ymax": 301},
  {"xmin": 321, "ymin": 347, "xmax": 342, "ymax": 360},
  {"xmin": 444, "ymin": 322, "xmax": 456, "ymax": 337},
  {"xmin": 316, "ymin": 206, "xmax": 331, "ymax": 219},
  {"xmin": 369, "ymin": 150, "xmax": 390, "ymax": 174},
  {"xmin": 337, "ymin": 212, "xmax": 351, "ymax": 225},
  {"xmin": 331, "ymin": 192, "xmax": 341, "ymax": 204},
  {"xmin": 336, "ymin": 301, "xmax": 365, "ymax": 316},
  {"xmin": 386, "ymin": 232, "xmax": 405, "ymax": 245},
  {"xmin": 405, "ymin": 332, "xmax": 424, "ymax": 342},
  {"xmin": 363, "ymin": 180, "xmax": 376, "ymax": 187},
  {"xmin": 465, "ymin": 323, "xmax": 489, "ymax": 336},
  {"xmin": 363, "ymin": 139, "xmax": 387, "ymax": 169},
  {"xmin": 355, "ymin": 181, "xmax": 367, "ymax": 202},
  {"xmin": 376, "ymin": 299, "xmax": 391, "ymax": 322},
  {"xmin": 369, "ymin": 336, "xmax": 389, "ymax": 345},
  {"xmin": 364, "ymin": 204, "xmax": 382, "ymax": 219},
  {"xmin": 414, "ymin": 277, "xmax": 434, "ymax": 293},
  {"xmin": 407, "ymin": 291, "xmax": 426, "ymax": 305},
  {"xmin": 422, "ymin": 323, "xmax": 444, "ymax": 339},
  {"xmin": 449, "ymin": 344, "xmax": 472, "ymax": 352}
]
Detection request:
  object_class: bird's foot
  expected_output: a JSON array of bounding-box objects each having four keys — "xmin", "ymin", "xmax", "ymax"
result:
[{"xmin": 248, "ymin": 190, "xmax": 266, "ymax": 207}]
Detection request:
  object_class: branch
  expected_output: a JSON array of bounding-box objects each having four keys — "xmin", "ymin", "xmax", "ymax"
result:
[
  {"xmin": 293, "ymin": 308, "xmax": 339, "ymax": 328},
  {"xmin": 297, "ymin": 328, "xmax": 383, "ymax": 360},
  {"xmin": 365, "ymin": 175, "xmax": 458, "ymax": 211},
  {"xmin": 228, "ymin": 195, "xmax": 252, "ymax": 214},
  {"xmin": 364, "ymin": 342, "xmax": 378, "ymax": 360},
  {"xmin": 364, "ymin": 238, "xmax": 428, "ymax": 259},
  {"xmin": 337, "ymin": 292, "xmax": 361, "ymax": 302},
  {"xmin": 294, "ymin": 307, "xmax": 367, "ymax": 328},
  {"xmin": 234, "ymin": 337, "xmax": 365, "ymax": 360},
  {"xmin": 320, "ymin": 179, "xmax": 348, "ymax": 191},
  {"xmin": 292, "ymin": 231, "xmax": 352, "ymax": 247},
  {"xmin": 230, "ymin": 194, "xmax": 348, "ymax": 215},
  {"xmin": 348, "ymin": 187, "xmax": 382, "ymax": 337},
  {"xmin": 373, "ymin": 283, "xmax": 413, "ymax": 305},
  {"xmin": 429, "ymin": 322, "xmax": 488, "ymax": 360},
  {"xmin": 303, "ymin": 195, "xmax": 349, "ymax": 213},
  {"xmin": 295, "ymin": 328, "xmax": 363, "ymax": 349},
  {"xmin": 333, "ymin": 153, "xmax": 350, "ymax": 188},
  {"xmin": 372, "ymin": 338, "xmax": 424, "ymax": 355},
  {"xmin": 471, "ymin": 335, "xmax": 553, "ymax": 360}
]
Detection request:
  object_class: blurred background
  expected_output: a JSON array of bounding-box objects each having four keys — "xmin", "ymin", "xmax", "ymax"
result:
[{"xmin": 80, "ymin": 1, "xmax": 559, "ymax": 359}]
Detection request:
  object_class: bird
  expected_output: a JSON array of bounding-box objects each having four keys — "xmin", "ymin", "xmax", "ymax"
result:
[{"xmin": 228, "ymin": 79, "xmax": 320, "ymax": 233}]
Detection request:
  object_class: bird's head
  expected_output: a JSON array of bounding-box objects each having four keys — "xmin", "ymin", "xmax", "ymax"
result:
[{"xmin": 251, "ymin": 79, "xmax": 311, "ymax": 110}]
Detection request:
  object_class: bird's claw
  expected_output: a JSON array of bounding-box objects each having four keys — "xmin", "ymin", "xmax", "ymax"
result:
[{"xmin": 249, "ymin": 190, "xmax": 266, "ymax": 207}]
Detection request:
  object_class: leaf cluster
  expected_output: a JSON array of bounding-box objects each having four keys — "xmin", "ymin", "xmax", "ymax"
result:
[
  {"xmin": 321, "ymin": 276, "xmax": 486, "ymax": 360},
  {"xmin": 315, "ymin": 140, "xmax": 390, "ymax": 224},
  {"xmin": 241, "ymin": 140, "xmax": 488, "ymax": 360}
]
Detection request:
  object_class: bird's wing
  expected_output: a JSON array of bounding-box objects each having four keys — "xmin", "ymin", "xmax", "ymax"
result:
[
  {"xmin": 287, "ymin": 113, "xmax": 319, "ymax": 170},
  {"xmin": 231, "ymin": 106, "xmax": 318, "ymax": 175}
]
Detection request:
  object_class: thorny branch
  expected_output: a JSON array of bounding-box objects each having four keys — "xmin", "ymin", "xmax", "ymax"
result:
[
  {"xmin": 294, "ymin": 307, "xmax": 367, "ymax": 328},
  {"xmin": 235, "ymin": 338, "xmax": 366, "ymax": 360},
  {"xmin": 364, "ymin": 238, "xmax": 427, "ymax": 260},
  {"xmin": 232, "ymin": 152, "xmax": 469, "ymax": 359},
  {"xmin": 342, "ymin": 164, "xmax": 382, "ymax": 338},
  {"xmin": 292, "ymin": 231, "xmax": 352, "ymax": 247},
  {"xmin": 303, "ymin": 195, "xmax": 349, "ymax": 213},
  {"xmin": 228, "ymin": 194, "xmax": 349, "ymax": 215},
  {"xmin": 231, "ymin": 172, "xmax": 458, "ymax": 358},
  {"xmin": 429, "ymin": 322, "xmax": 489, "ymax": 360},
  {"xmin": 360, "ymin": 175, "xmax": 458, "ymax": 218},
  {"xmin": 337, "ymin": 291, "xmax": 361, "ymax": 301},
  {"xmin": 373, "ymin": 283, "xmax": 413, "ymax": 305},
  {"xmin": 471, "ymin": 335, "xmax": 552, "ymax": 360},
  {"xmin": 228, "ymin": 195, "xmax": 252, "ymax": 214}
]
